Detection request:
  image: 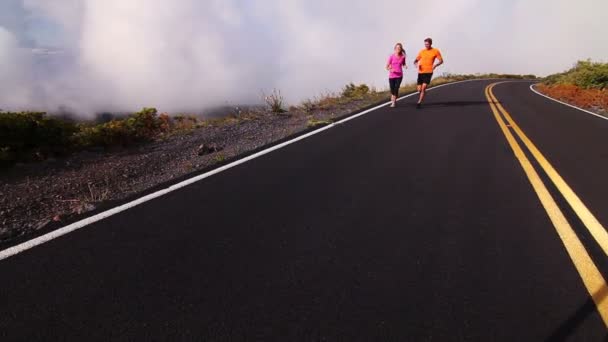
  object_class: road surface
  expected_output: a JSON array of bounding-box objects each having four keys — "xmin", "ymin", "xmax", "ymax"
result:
[{"xmin": 1, "ymin": 80, "xmax": 608, "ymax": 341}]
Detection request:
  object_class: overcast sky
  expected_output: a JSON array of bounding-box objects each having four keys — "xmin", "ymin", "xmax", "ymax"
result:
[{"xmin": 1, "ymin": 0, "xmax": 607, "ymax": 115}]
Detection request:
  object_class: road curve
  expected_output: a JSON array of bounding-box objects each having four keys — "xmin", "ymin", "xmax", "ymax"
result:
[{"xmin": 1, "ymin": 80, "xmax": 607, "ymax": 341}]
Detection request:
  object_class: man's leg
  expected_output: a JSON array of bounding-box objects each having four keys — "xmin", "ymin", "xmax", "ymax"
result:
[
  {"xmin": 418, "ymin": 83, "xmax": 428, "ymax": 104},
  {"xmin": 416, "ymin": 73, "xmax": 424, "ymax": 107},
  {"xmin": 417, "ymin": 74, "xmax": 433, "ymax": 107}
]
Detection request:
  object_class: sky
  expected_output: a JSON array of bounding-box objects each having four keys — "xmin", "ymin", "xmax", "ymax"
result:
[{"xmin": 0, "ymin": 0, "xmax": 607, "ymax": 116}]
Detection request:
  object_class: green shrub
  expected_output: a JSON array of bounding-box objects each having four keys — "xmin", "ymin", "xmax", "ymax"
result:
[
  {"xmin": 75, "ymin": 120, "xmax": 136, "ymax": 148},
  {"xmin": 0, "ymin": 111, "xmax": 78, "ymax": 163},
  {"xmin": 130, "ymin": 107, "xmax": 162, "ymax": 138},
  {"xmin": 75, "ymin": 107, "xmax": 167, "ymax": 148},
  {"xmin": 342, "ymin": 83, "xmax": 370, "ymax": 98},
  {"xmin": 0, "ymin": 107, "xmax": 172, "ymax": 164},
  {"xmin": 544, "ymin": 60, "xmax": 608, "ymax": 89}
]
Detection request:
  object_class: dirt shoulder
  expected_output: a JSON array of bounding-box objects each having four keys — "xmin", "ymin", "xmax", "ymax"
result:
[{"xmin": 535, "ymin": 84, "xmax": 608, "ymax": 117}]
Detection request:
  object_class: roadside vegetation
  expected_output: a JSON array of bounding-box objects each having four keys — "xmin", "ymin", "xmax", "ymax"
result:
[
  {"xmin": 263, "ymin": 89, "xmax": 287, "ymax": 114},
  {"xmin": 0, "ymin": 108, "xmax": 197, "ymax": 166},
  {"xmin": 0, "ymin": 73, "xmax": 535, "ymax": 168},
  {"xmin": 536, "ymin": 60, "xmax": 608, "ymax": 115}
]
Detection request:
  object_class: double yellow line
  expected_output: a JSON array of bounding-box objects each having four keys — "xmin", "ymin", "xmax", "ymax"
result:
[{"xmin": 485, "ymin": 83, "xmax": 608, "ymax": 326}]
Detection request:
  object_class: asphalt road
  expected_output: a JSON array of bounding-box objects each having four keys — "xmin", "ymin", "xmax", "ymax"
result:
[{"xmin": 1, "ymin": 80, "xmax": 608, "ymax": 341}]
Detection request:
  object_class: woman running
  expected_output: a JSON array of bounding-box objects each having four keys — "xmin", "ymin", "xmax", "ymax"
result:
[{"xmin": 386, "ymin": 43, "xmax": 407, "ymax": 108}]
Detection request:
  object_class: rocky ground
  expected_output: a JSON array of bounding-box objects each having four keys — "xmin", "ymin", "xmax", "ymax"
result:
[{"xmin": 0, "ymin": 93, "xmax": 389, "ymax": 243}]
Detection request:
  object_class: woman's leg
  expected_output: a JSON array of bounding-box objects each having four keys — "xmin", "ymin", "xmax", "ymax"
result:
[
  {"xmin": 389, "ymin": 78, "xmax": 397, "ymax": 106},
  {"xmin": 394, "ymin": 77, "xmax": 403, "ymax": 98}
]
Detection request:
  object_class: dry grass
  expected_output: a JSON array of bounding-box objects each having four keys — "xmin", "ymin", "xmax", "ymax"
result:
[
  {"xmin": 263, "ymin": 89, "xmax": 286, "ymax": 113},
  {"xmin": 307, "ymin": 119, "xmax": 332, "ymax": 128},
  {"xmin": 63, "ymin": 181, "xmax": 111, "ymax": 215},
  {"xmin": 85, "ymin": 182, "xmax": 110, "ymax": 203},
  {"xmin": 300, "ymin": 99, "xmax": 316, "ymax": 113},
  {"xmin": 172, "ymin": 115, "xmax": 200, "ymax": 131}
]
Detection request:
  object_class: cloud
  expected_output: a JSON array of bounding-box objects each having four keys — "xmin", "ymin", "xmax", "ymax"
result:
[
  {"xmin": 0, "ymin": 0, "xmax": 607, "ymax": 115},
  {"xmin": 0, "ymin": 27, "xmax": 33, "ymax": 109}
]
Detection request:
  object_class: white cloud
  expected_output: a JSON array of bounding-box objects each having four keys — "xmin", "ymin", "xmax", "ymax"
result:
[
  {"xmin": 0, "ymin": 27, "xmax": 33, "ymax": 109},
  {"xmin": 0, "ymin": 0, "xmax": 606, "ymax": 115}
]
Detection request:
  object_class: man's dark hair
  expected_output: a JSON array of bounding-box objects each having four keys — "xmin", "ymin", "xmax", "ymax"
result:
[{"xmin": 424, "ymin": 38, "xmax": 433, "ymax": 44}]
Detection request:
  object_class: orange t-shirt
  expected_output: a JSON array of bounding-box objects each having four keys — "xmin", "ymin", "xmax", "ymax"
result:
[{"xmin": 416, "ymin": 48, "xmax": 443, "ymax": 74}]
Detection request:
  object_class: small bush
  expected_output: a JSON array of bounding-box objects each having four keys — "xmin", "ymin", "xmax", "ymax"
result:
[
  {"xmin": 76, "ymin": 120, "xmax": 133, "ymax": 148},
  {"xmin": 358, "ymin": 84, "xmax": 370, "ymax": 94},
  {"xmin": 159, "ymin": 113, "xmax": 171, "ymax": 132},
  {"xmin": 130, "ymin": 107, "xmax": 163, "ymax": 139},
  {"xmin": 0, "ymin": 111, "xmax": 78, "ymax": 163},
  {"xmin": 342, "ymin": 83, "xmax": 370, "ymax": 98},
  {"xmin": 317, "ymin": 93, "xmax": 342, "ymax": 110},
  {"xmin": 75, "ymin": 107, "xmax": 168, "ymax": 148},
  {"xmin": 301, "ymin": 99, "xmax": 316, "ymax": 113},
  {"xmin": 263, "ymin": 89, "xmax": 286, "ymax": 113},
  {"xmin": 172, "ymin": 114, "xmax": 199, "ymax": 131}
]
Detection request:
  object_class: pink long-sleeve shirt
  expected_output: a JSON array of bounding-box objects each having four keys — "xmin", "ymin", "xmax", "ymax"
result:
[{"xmin": 387, "ymin": 54, "xmax": 406, "ymax": 79}]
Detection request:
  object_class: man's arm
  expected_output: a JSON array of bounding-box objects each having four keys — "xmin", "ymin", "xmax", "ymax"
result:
[
  {"xmin": 433, "ymin": 51, "xmax": 444, "ymax": 70},
  {"xmin": 433, "ymin": 59, "xmax": 443, "ymax": 70}
]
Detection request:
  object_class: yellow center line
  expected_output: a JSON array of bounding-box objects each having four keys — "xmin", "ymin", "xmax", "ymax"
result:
[
  {"xmin": 485, "ymin": 84, "xmax": 608, "ymax": 327},
  {"xmin": 488, "ymin": 84, "xmax": 608, "ymax": 258}
]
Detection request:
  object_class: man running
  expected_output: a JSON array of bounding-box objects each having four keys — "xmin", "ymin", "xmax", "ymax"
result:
[{"xmin": 414, "ymin": 38, "xmax": 443, "ymax": 108}]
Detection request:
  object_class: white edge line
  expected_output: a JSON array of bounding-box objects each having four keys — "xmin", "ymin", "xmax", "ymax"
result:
[
  {"xmin": 0, "ymin": 78, "xmax": 485, "ymax": 262},
  {"xmin": 530, "ymin": 84, "xmax": 608, "ymax": 122}
]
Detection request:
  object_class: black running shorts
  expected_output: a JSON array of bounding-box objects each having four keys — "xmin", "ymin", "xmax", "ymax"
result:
[{"xmin": 417, "ymin": 73, "xmax": 433, "ymax": 85}]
